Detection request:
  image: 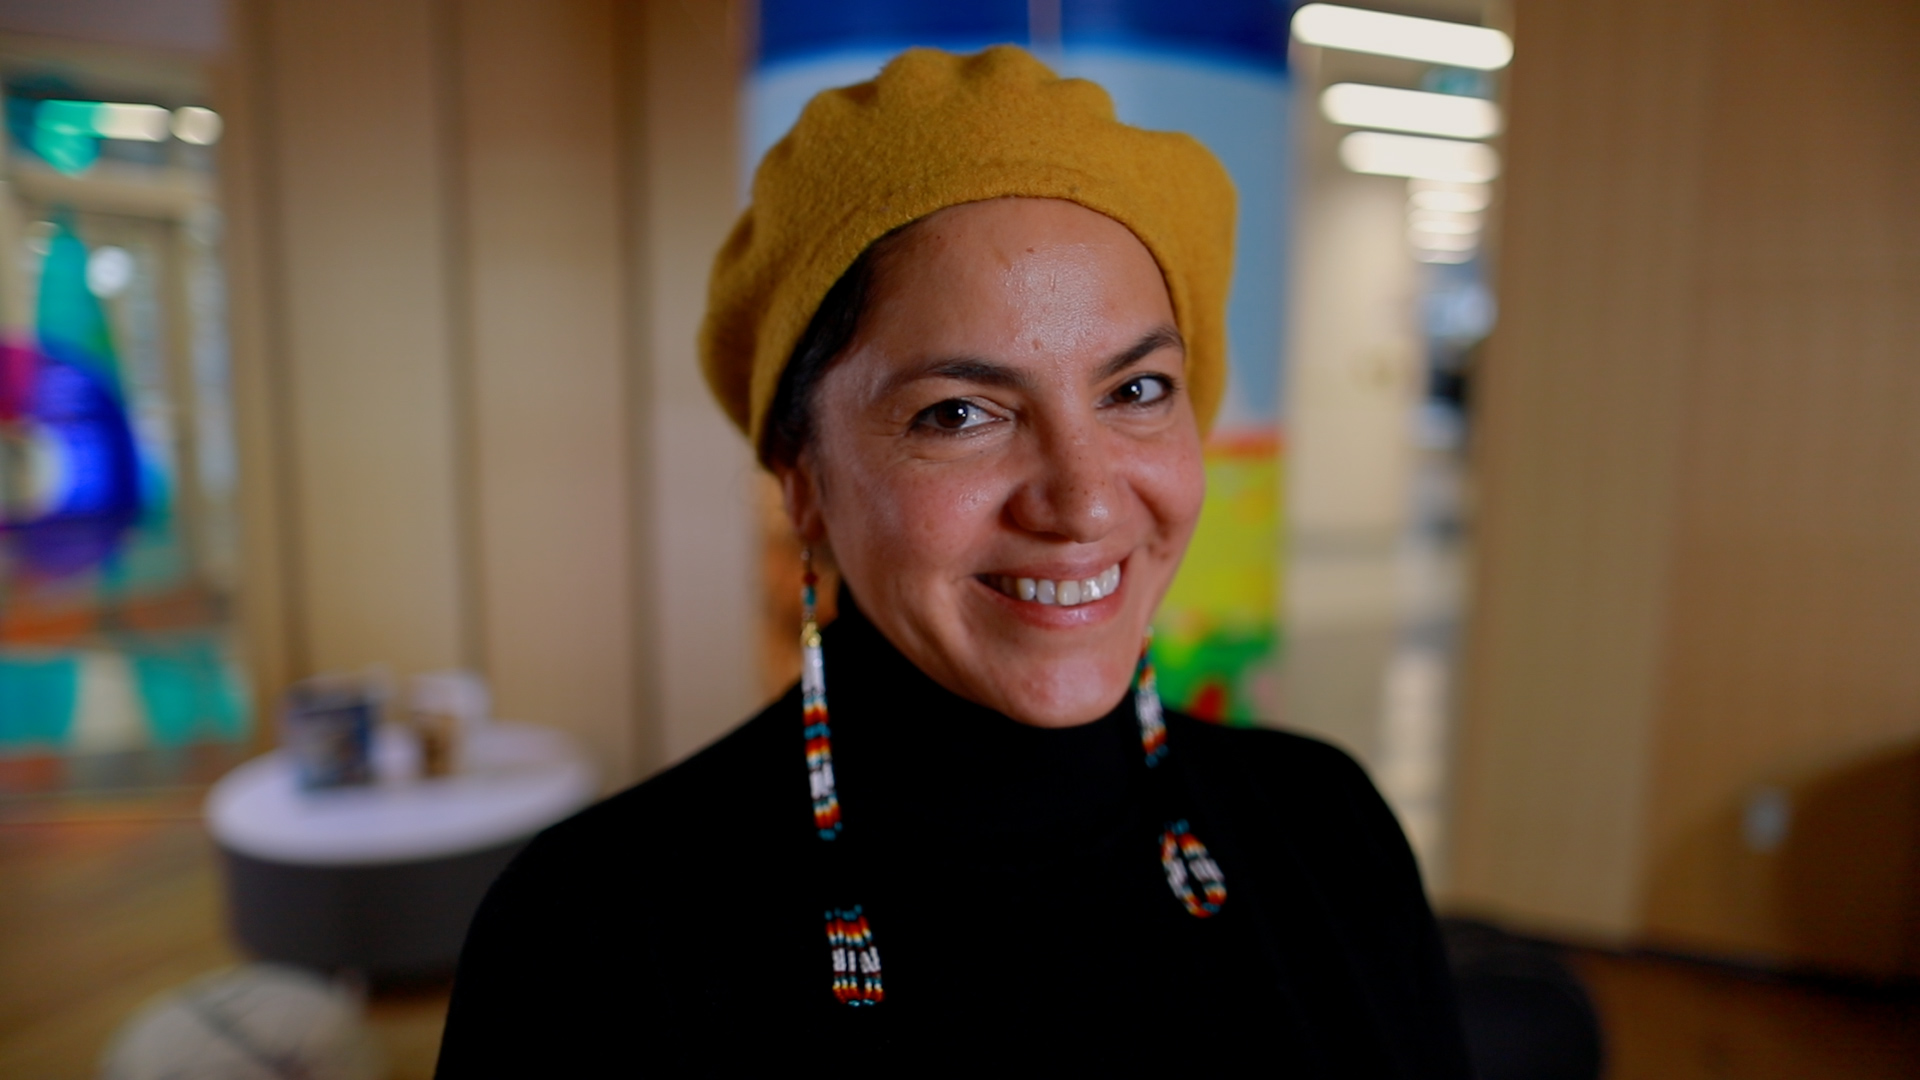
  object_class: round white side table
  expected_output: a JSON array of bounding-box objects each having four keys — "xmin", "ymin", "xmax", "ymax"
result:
[{"xmin": 205, "ymin": 723, "xmax": 597, "ymax": 979}]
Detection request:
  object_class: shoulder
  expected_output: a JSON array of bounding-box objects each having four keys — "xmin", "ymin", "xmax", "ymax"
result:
[
  {"xmin": 1168, "ymin": 713, "xmax": 1421, "ymax": 882},
  {"xmin": 522, "ymin": 685, "xmax": 803, "ymax": 871},
  {"xmin": 1170, "ymin": 715, "xmax": 1469, "ymax": 1073},
  {"xmin": 470, "ymin": 686, "xmax": 803, "ymax": 917},
  {"xmin": 1168, "ymin": 712, "xmax": 1378, "ymax": 805},
  {"xmin": 442, "ymin": 694, "xmax": 803, "ymax": 1073}
]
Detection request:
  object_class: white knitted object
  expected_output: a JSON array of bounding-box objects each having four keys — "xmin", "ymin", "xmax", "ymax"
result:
[{"xmin": 99, "ymin": 964, "xmax": 382, "ymax": 1080}]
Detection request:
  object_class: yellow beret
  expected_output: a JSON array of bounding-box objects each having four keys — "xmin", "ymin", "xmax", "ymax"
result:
[{"xmin": 700, "ymin": 45, "xmax": 1238, "ymax": 459}]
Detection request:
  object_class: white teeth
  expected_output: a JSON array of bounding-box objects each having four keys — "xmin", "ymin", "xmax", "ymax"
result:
[{"xmin": 990, "ymin": 564, "xmax": 1122, "ymax": 607}]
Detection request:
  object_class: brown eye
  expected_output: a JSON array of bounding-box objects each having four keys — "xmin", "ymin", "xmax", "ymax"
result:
[
  {"xmin": 1109, "ymin": 375, "xmax": 1172, "ymax": 407},
  {"xmin": 918, "ymin": 399, "xmax": 990, "ymax": 432}
]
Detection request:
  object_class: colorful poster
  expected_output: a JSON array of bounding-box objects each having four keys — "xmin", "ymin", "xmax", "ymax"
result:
[{"xmin": 0, "ymin": 77, "xmax": 248, "ymax": 760}]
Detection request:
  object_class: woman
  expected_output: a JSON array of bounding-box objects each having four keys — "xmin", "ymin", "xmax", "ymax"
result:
[{"xmin": 437, "ymin": 46, "xmax": 1468, "ymax": 1075}]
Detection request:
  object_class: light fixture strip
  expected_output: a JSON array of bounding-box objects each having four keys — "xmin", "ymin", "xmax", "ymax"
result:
[
  {"xmin": 37, "ymin": 100, "xmax": 223, "ymax": 146},
  {"xmin": 1321, "ymin": 83, "xmax": 1501, "ymax": 140},
  {"xmin": 1407, "ymin": 229, "xmax": 1479, "ymax": 252},
  {"xmin": 1341, "ymin": 131, "xmax": 1500, "ymax": 183},
  {"xmin": 94, "ymin": 103, "xmax": 171, "ymax": 141},
  {"xmin": 1408, "ymin": 212, "xmax": 1481, "ymax": 236},
  {"xmin": 1292, "ymin": 4, "xmax": 1513, "ymax": 71},
  {"xmin": 1409, "ymin": 188, "xmax": 1490, "ymax": 213}
]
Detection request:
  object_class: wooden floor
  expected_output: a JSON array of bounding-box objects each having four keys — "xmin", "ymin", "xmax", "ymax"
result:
[
  {"xmin": 2, "ymin": 795, "xmax": 1917, "ymax": 1078},
  {"xmin": 0, "ymin": 797, "xmax": 449, "ymax": 1080},
  {"xmin": 1571, "ymin": 950, "xmax": 1920, "ymax": 1080}
]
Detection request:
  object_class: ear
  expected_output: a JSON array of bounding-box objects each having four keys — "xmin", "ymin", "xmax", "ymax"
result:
[{"xmin": 774, "ymin": 454, "xmax": 828, "ymax": 547}]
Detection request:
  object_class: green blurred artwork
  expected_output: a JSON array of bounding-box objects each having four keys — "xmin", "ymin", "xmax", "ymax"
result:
[{"xmin": 1151, "ymin": 434, "xmax": 1284, "ymax": 724}]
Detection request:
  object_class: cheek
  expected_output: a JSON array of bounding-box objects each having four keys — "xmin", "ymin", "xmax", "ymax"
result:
[
  {"xmin": 823, "ymin": 452, "xmax": 1012, "ymax": 577},
  {"xmin": 1132, "ymin": 438, "xmax": 1207, "ymax": 543}
]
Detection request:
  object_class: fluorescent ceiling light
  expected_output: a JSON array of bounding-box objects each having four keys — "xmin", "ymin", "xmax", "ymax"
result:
[
  {"xmin": 1409, "ymin": 180, "xmax": 1491, "ymax": 213},
  {"xmin": 1411, "ymin": 179, "xmax": 1491, "ymax": 197},
  {"xmin": 40, "ymin": 101, "xmax": 171, "ymax": 142},
  {"xmin": 39, "ymin": 101, "xmax": 170, "ymax": 142},
  {"xmin": 1408, "ymin": 229, "xmax": 1479, "ymax": 252},
  {"xmin": 1321, "ymin": 83, "xmax": 1501, "ymax": 139},
  {"xmin": 172, "ymin": 106, "xmax": 222, "ymax": 146},
  {"xmin": 95, "ymin": 103, "xmax": 170, "ymax": 141},
  {"xmin": 1293, "ymin": 4, "xmax": 1513, "ymax": 70},
  {"xmin": 1342, "ymin": 131, "xmax": 1499, "ymax": 183},
  {"xmin": 37, "ymin": 100, "xmax": 220, "ymax": 145},
  {"xmin": 1408, "ymin": 209, "xmax": 1481, "ymax": 234}
]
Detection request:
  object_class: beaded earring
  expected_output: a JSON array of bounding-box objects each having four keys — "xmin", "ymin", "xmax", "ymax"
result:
[
  {"xmin": 1161, "ymin": 820, "xmax": 1229, "ymax": 917},
  {"xmin": 800, "ymin": 549, "xmax": 884, "ymax": 1005},
  {"xmin": 1135, "ymin": 635, "xmax": 1228, "ymax": 919},
  {"xmin": 800, "ymin": 549, "xmax": 841, "ymax": 839},
  {"xmin": 1136, "ymin": 639, "xmax": 1169, "ymax": 768},
  {"xmin": 825, "ymin": 906, "xmax": 885, "ymax": 1006}
]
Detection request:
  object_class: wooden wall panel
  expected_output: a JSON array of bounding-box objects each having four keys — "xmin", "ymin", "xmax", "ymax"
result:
[
  {"xmin": 1452, "ymin": 0, "xmax": 1920, "ymax": 973},
  {"xmin": 224, "ymin": 0, "xmax": 759, "ymax": 786},
  {"xmin": 1448, "ymin": 0, "xmax": 1720, "ymax": 939},
  {"xmin": 628, "ymin": 0, "xmax": 761, "ymax": 771},
  {"xmin": 455, "ymin": 0, "xmax": 639, "ymax": 778},
  {"xmin": 263, "ymin": 0, "xmax": 468, "ymax": 677},
  {"xmin": 1640, "ymin": 0, "xmax": 1920, "ymax": 976}
]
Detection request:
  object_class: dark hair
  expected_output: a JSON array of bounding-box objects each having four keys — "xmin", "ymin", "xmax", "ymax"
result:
[{"xmin": 760, "ymin": 226, "xmax": 911, "ymax": 468}]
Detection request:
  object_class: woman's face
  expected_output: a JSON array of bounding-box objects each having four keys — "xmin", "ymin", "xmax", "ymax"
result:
[{"xmin": 780, "ymin": 197, "xmax": 1206, "ymax": 727}]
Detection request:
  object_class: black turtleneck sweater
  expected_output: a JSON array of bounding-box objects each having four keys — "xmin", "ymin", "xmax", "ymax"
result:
[{"xmin": 436, "ymin": 595, "xmax": 1470, "ymax": 1075}]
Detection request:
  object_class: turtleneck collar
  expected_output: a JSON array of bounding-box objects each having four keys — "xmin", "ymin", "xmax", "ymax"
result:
[{"xmin": 819, "ymin": 584, "xmax": 1144, "ymax": 852}]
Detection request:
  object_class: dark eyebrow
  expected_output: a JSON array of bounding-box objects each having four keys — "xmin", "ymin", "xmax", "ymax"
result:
[
  {"xmin": 878, "ymin": 326, "xmax": 1185, "ymax": 400},
  {"xmin": 877, "ymin": 358, "xmax": 1035, "ymax": 400},
  {"xmin": 1093, "ymin": 325, "xmax": 1184, "ymax": 383}
]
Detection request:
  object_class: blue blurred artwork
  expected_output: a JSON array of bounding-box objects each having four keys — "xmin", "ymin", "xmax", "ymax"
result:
[
  {"xmin": 0, "ymin": 71, "xmax": 253, "ymax": 763},
  {"xmin": 0, "ymin": 220, "xmax": 143, "ymax": 577}
]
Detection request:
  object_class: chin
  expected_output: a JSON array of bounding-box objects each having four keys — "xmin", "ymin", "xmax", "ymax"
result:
[{"xmin": 987, "ymin": 653, "xmax": 1137, "ymax": 728}]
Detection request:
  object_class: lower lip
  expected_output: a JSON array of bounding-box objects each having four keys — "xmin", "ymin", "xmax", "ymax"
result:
[{"xmin": 972, "ymin": 566, "xmax": 1127, "ymax": 628}]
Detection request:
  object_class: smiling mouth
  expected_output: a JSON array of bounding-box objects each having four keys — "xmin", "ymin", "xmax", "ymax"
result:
[{"xmin": 982, "ymin": 563, "xmax": 1122, "ymax": 608}]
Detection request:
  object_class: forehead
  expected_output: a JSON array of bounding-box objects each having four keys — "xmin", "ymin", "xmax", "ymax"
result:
[{"xmin": 857, "ymin": 198, "xmax": 1176, "ymax": 355}]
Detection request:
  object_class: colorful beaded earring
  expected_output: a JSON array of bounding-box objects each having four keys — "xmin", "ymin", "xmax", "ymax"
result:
[
  {"xmin": 801, "ymin": 549, "xmax": 884, "ymax": 1005},
  {"xmin": 800, "ymin": 549, "xmax": 841, "ymax": 839},
  {"xmin": 1135, "ymin": 636, "xmax": 1228, "ymax": 919},
  {"xmin": 1136, "ymin": 641, "xmax": 1169, "ymax": 767},
  {"xmin": 1160, "ymin": 820, "xmax": 1229, "ymax": 917},
  {"xmin": 825, "ymin": 906, "xmax": 885, "ymax": 1006}
]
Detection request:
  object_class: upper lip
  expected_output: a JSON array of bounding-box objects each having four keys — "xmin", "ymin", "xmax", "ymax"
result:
[{"xmin": 977, "ymin": 557, "xmax": 1126, "ymax": 581}]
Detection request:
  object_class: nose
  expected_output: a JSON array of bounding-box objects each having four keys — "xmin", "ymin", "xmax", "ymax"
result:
[{"xmin": 1006, "ymin": 421, "xmax": 1118, "ymax": 543}]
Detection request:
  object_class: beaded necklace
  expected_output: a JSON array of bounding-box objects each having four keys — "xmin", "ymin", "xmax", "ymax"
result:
[{"xmin": 799, "ymin": 556, "xmax": 1228, "ymax": 1006}]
